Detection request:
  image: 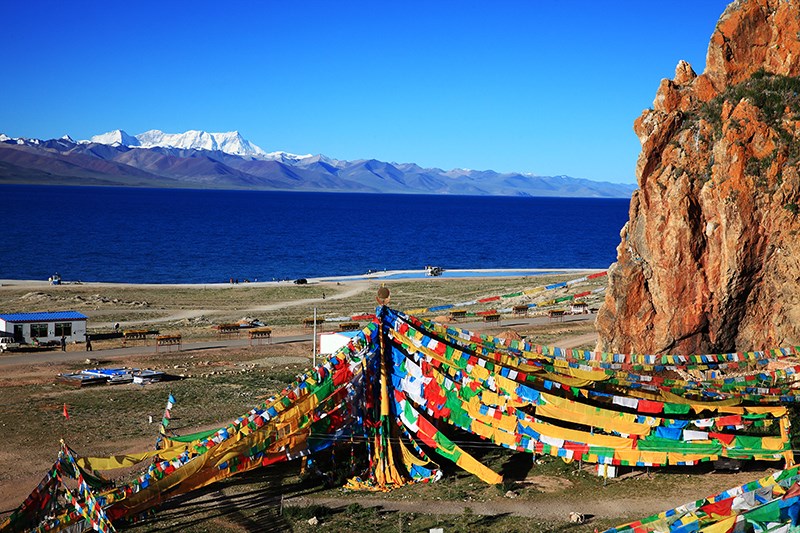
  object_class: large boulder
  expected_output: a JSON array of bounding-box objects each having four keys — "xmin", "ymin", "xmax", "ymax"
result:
[{"xmin": 597, "ymin": 0, "xmax": 800, "ymax": 354}]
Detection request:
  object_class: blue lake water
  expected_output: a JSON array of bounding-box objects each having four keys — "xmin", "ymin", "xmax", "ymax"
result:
[{"xmin": 0, "ymin": 185, "xmax": 631, "ymax": 283}]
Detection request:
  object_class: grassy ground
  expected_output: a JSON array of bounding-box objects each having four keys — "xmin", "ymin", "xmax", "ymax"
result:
[
  {"xmin": 517, "ymin": 320, "xmax": 598, "ymax": 348},
  {"xmin": 4, "ymin": 272, "xmax": 769, "ymax": 532},
  {"xmin": 0, "ymin": 272, "xmax": 607, "ymax": 334},
  {"xmin": 0, "ymin": 335, "xmax": 781, "ymax": 532},
  {"xmin": 121, "ymin": 437, "xmax": 773, "ymax": 533}
]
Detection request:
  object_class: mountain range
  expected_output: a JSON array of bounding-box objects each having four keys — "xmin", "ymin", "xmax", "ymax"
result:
[{"xmin": 0, "ymin": 129, "xmax": 636, "ymax": 197}]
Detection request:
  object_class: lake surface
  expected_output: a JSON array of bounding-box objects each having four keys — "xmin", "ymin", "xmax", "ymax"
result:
[{"xmin": 1, "ymin": 185, "xmax": 631, "ymax": 283}]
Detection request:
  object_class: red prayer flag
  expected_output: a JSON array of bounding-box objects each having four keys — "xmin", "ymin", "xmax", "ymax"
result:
[
  {"xmin": 699, "ymin": 497, "xmax": 734, "ymax": 518},
  {"xmin": 784, "ymin": 481, "xmax": 800, "ymax": 499},
  {"xmin": 63, "ymin": 403, "xmax": 69, "ymax": 420},
  {"xmin": 564, "ymin": 441, "xmax": 590, "ymax": 456},
  {"xmin": 638, "ymin": 399, "xmax": 664, "ymax": 414},
  {"xmin": 332, "ymin": 364, "xmax": 352, "ymax": 386},
  {"xmin": 709, "ymin": 432, "xmax": 736, "ymax": 445},
  {"xmin": 716, "ymin": 414, "xmax": 742, "ymax": 427},
  {"xmin": 415, "ymin": 415, "xmax": 439, "ymax": 448}
]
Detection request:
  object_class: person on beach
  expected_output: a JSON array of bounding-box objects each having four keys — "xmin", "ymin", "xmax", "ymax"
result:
[
  {"xmin": 60, "ymin": 335, "xmax": 66, "ymax": 351},
  {"xmin": 85, "ymin": 335, "xmax": 92, "ymax": 352}
]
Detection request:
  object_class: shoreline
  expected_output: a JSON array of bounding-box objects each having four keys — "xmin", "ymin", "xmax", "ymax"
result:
[{"xmin": 0, "ymin": 267, "xmax": 605, "ymax": 289}]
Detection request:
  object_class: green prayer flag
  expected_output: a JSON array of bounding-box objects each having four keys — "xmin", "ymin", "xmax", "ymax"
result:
[
  {"xmin": 743, "ymin": 498, "xmax": 781, "ymax": 527},
  {"xmin": 637, "ymin": 437, "xmax": 722, "ymax": 455},
  {"xmin": 589, "ymin": 446, "xmax": 616, "ymax": 458},
  {"xmin": 404, "ymin": 400, "xmax": 418, "ymax": 425},
  {"xmin": 313, "ymin": 379, "xmax": 335, "ymax": 402},
  {"xmin": 734, "ymin": 435, "xmax": 770, "ymax": 452},
  {"xmin": 663, "ymin": 403, "xmax": 691, "ymax": 415},
  {"xmin": 445, "ymin": 393, "xmax": 471, "ymax": 429},
  {"xmin": 432, "ymin": 430, "xmax": 462, "ymax": 462},
  {"xmin": 169, "ymin": 428, "xmax": 220, "ymax": 443}
]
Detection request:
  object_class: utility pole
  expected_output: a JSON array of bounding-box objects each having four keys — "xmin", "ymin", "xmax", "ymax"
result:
[{"xmin": 312, "ymin": 307, "xmax": 317, "ymax": 367}]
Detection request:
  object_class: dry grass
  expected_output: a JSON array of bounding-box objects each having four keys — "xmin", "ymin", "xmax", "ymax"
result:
[
  {"xmin": 0, "ymin": 271, "xmax": 678, "ymax": 532},
  {"xmin": 0, "ymin": 304, "xmax": 780, "ymax": 532},
  {"xmin": 0, "ymin": 272, "xmax": 606, "ymax": 334}
]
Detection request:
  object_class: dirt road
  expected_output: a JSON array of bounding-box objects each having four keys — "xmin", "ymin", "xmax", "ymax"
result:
[
  {"xmin": 284, "ymin": 493, "xmax": 673, "ymax": 520},
  {"xmin": 0, "ymin": 314, "xmax": 595, "ymax": 369},
  {"xmin": 91, "ymin": 281, "xmax": 373, "ymax": 329}
]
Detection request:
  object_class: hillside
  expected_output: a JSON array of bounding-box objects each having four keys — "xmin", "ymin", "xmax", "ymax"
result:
[
  {"xmin": 0, "ymin": 131, "xmax": 635, "ymax": 198},
  {"xmin": 597, "ymin": 0, "xmax": 800, "ymax": 354}
]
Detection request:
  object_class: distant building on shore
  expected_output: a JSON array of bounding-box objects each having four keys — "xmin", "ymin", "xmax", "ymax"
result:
[{"xmin": 0, "ymin": 311, "xmax": 88, "ymax": 344}]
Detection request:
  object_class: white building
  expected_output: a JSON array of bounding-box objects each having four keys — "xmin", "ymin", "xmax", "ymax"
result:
[
  {"xmin": 0, "ymin": 311, "xmax": 88, "ymax": 343},
  {"xmin": 571, "ymin": 302, "xmax": 590, "ymax": 314},
  {"xmin": 319, "ymin": 331, "xmax": 360, "ymax": 355}
]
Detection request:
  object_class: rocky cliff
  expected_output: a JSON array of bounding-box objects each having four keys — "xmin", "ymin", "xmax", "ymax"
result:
[{"xmin": 596, "ymin": 0, "xmax": 800, "ymax": 354}]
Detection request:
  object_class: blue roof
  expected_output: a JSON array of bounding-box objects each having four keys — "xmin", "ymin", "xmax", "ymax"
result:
[{"xmin": 0, "ymin": 311, "xmax": 88, "ymax": 322}]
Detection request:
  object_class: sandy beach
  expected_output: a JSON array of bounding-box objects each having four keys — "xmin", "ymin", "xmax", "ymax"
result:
[{"xmin": 0, "ymin": 267, "xmax": 596, "ymax": 288}]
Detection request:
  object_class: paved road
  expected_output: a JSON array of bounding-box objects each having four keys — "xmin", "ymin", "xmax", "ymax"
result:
[{"xmin": 0, "ymin": 314, "xmax": 595, "ymax": 368}]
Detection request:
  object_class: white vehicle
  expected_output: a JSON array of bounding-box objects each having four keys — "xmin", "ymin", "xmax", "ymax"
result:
[
  {"xmin": 0, "ymin": 337, "xmax": 20, "ymax": 352},
  {"xmin": 425, "ymin": 265, "xmax": 444, "ymax": 277}
]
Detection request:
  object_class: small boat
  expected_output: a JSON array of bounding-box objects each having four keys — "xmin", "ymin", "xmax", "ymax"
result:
[
  {"xmin": 81, "ymin": 368, "xmax": 134, "ymax": 384},
  {"xmin": 56, "ymin": 367, "xmax": 165, "ymax": 386},
  {"xmin": 132, "ymin": 369, "xmax": 165, "ymax": 384},
  {"xmin": 57, "ymin": 373, "xmax": 108, "ymax": 387}
]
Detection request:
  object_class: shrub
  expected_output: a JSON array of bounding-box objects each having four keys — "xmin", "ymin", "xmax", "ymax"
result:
[{"xmin": 697, "ymin": 72, "xmax": 800, "ymax": 141}]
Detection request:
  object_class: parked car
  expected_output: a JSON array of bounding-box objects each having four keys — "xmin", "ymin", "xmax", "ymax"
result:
[{"xmin": 0, "ymin": 337, "xmax": 20, "ymax": 352}]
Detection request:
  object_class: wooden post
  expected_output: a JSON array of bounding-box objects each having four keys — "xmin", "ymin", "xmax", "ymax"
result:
[{"xmin": 313, "ymin": 307, "xmax": 317, "ymax": 367}]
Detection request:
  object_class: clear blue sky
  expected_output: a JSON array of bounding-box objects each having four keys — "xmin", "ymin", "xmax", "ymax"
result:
[{"xmin": 2, "ymin": 1, "xmax": 731, "ymax": 184}]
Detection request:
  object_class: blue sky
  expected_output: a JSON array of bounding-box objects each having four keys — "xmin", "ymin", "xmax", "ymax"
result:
[{"xmin": 2, "ymin": 1, "xmax": 731, "ymax": 184}]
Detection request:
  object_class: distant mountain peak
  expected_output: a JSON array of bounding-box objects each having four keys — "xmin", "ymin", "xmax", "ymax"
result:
[
  {"xmin": 0, "ymin": 133, "xmax": 38, "ymax": 145},
  {"xmin": 84, "ymin": 129, "xmax": 273, "ymax": 158},
  {"xmin": 263, "ymin": 150, "xmax": 313, "ymax": 163},
  {"xmin": 3, "ymin": 129, "xmax": 636, "ymax": 197},
  {"xmin": 137, "ymin": 129, "xmax": 268, "ymax": 158},
  {"xmin": 89, "ymin": 129, "xmax": 140, "ymax": 147}
]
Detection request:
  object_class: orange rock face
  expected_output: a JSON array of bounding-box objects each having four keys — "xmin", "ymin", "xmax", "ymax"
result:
[
  {"xmin": 596, "ymin": 0, "xmax": 800, "ymax": 354},
  {"xmin": 706, "ymin": 0, "xmax": 800, "ymax": 91}
]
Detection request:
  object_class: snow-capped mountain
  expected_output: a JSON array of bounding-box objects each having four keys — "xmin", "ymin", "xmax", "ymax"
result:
[
  {"xmin": 0, "ymin": 130, "xmax": 636, "ymax": 198},
  {"xmin": 263, "ymin": 150, "xmax": 314, "ymax": 163},
  {"xmin": 0, "ymin": 133, "xmax": 39, "ymax": 145},
  {"xmin": 86, "ymin": 129, "xmax": 278, "ymax": 159},
  {"xmin": 89, "ymin": 129, "xmax": 141, "ymax": 147},
  {"xmin": 134, "ymin": 130, "xmax": 268, "ymax": 158}
]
